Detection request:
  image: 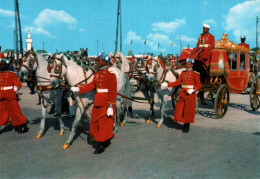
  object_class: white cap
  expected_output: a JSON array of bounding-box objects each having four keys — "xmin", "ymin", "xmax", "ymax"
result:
[
  {"xmin": 241, "ymin": 35, "xmax": 246, "ymax": 39},
  {"xmin": 203, "ymin": 24, "xmax": 210, "ymax": 29}
]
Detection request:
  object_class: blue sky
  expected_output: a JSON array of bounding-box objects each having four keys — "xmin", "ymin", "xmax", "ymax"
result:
[{"xmin": 0, "ymin": 0, "xmax": 259, "ymax": 56}]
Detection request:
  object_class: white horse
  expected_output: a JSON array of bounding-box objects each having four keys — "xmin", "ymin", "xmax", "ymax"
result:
[
  {"xmin": 145, "ymin": 56, "xmax": 185, "ymax": 128},
  {"xmin": 19, "ymin": 51, "xmax": 64, "ymax": 137},
  {"xmin": 114, "ymin": 52, "xmax": 156, "ymax": 124},
  {"xmin": 49, "ymin": 53, "xmax": 132, "ymax": 149}
]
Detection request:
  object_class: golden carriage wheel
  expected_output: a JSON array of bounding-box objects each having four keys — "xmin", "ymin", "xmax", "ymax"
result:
[
  {"xmin": 249, "ymin": 75, "xmax": 260, "ymax": 111},
  {"xmin": 214, "ymin": 85, "xmax": 230, "ymax": 118}
]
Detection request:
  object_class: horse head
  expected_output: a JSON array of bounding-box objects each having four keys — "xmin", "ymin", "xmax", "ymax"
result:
[
  {"xmin": 20, "ymin": 51, "xmax": 38, "ymax": 80},
  {"xmin": 145, "ymin": 56, "xmax": 160, "ymax": 82},
  {"xmin": 49, "ymin": 53, "xmax": 67, "ymax": 88}
]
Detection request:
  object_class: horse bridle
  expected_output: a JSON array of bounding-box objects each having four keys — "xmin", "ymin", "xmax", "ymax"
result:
[
  {"xmin": 49, "ymin": 56, "xmax": 67, "ymax": 80},
  {"xmin": 21, "ymin": 52, "xmax": 38, "ymax": 73},
  {"xmin": 145, "ymin": 58, "xmax": 159, "ymax": 76}
]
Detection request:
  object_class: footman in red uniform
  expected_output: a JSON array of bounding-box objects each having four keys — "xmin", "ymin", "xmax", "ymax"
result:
[
  {"xmin": 161, "ymin": 58, "xmax": 201, "ymax": 133},
  {"xmin": 0, "ymin": 58, "xmax": 28, "ymax": 134},
  {"xmin": 239, "ymin": 35, "xmax": 250, "ymax": 49},
  {"xmin": 71, "ymin": 52, "xmax": 117, "ymax": 154}
]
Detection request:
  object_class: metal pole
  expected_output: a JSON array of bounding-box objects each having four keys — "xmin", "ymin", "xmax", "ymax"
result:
[
  {"xmin": 14, "ymin": 0, "xmax": 18, "ymax": 56},
  {"xmin": 179, "ymin": 35, "xmax": 182, "ymax": 56},
  {"xmin": 257, "ymin": 16, "xmax": 259, "ymax": 49},
  {"xmin": 115, "ymin": 0, "xmax": 120, "ymax": 53},
  {"xmin": 16, "ymin": 0, "xmax": 23, "ymax": 57},
  {"xmin": 97, "ymin": 40, "xmax": 99, "ymax": 54},
  {"xmin": 119, "ymin": 0, "xmax": 122, "ymax": 52}
]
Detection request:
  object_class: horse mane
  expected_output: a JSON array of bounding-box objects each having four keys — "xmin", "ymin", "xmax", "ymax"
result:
[
  {"xmin": 63, "ymin": 53, "xmax": 90, "ymax": 71},
  {"xmin": 157, "ymin": 57, "xmax": 165, "ymax": 69}
]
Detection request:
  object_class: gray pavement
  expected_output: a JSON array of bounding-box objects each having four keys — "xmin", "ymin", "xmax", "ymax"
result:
[{"xmin": 0, "ymin": 84, "xmax": 259, "ymax": 179}]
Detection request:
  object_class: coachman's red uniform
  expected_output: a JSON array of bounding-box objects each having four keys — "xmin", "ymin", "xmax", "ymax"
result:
[
  {"xmin": 239, "ymin": 42, "xmax": 250, "ymax": 49},
  {"xmin": 0, "ymin": 71, "xmax": 27, "ymax": 126},
  {"xmin": 196, "ymin": 33, "xmax": 215, "ymax": 60},
  {"xmin": 189, "ymin": 33, "xmax": 214, "ymax": 61},
  {"xmin": 79, "ymin": 67, "xmax": 117, "ymax": 142},
  {"xmin": 167, "ymin": 70, "xmax": 201, "ymax": 123}
]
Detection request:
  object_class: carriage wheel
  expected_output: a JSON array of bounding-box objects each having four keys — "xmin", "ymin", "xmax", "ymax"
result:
[
  {"xmin": 249, "ymin": 75, "xmax": 260, "ymax": 111},
  {"xmin": 214, "ymin": 85, "xmax": 229, "ymax": 118}
]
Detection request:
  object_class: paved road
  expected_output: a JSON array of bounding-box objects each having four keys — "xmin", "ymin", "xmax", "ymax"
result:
[{"xmin": 0, "ymin": 84, "xmax": 259, "ymax": 179}]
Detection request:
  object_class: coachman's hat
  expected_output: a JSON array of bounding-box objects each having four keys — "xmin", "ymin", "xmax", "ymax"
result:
[{"xmin": 98, "ymin": 52, "xmax": 111, "ymax": 63}]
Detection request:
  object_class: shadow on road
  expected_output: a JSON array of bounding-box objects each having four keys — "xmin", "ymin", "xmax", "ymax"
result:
[{"xmin": 229, "ymin": 103, "xmax": 260, "ymax": 116}]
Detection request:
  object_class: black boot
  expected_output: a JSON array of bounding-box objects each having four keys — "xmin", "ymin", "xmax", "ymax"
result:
[
  {"xmin": 15, "ymin": 123, "xmax": 29, "ymax": 134},
  {"xmin": 182, "ymin": 123, "xmax": 190, "ymax": 133},
  {"xmin": 94, "ymin": 143, "xmax": 105, "ymax": 154},
  {"xmin": 102, "ymin": 139, "xmax": 111, "ymax": 148}
]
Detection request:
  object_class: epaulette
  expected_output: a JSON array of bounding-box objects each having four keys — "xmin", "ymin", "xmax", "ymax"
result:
[{"xmin": 194, "ymin": 71, "xmax": 200, "ymax": 74}]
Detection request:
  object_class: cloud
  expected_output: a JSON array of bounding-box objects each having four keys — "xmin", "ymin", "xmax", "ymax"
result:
[
  {"xmin": 203, "ymin": 19, "xmax": 217, "ymax": 27},
  {"xmin": 79, "ymin": 28, "xmax": 85, "ymax": 32},
  {"xmin": 34, "ymin": 9, "xmax": 78, "ymax": 30},
  {"xmin": 152, "ymin": 18, "xmax": 187, "ymax": 33},
  {"xmin": 223, "ymin": 0, "xmax": 260, "ymax": 42},
  {"xmin": 0, "ymin": 8, "xmax": 15, "ymax": 17},
  {"xmin": 178, "ymin": 35, "xmax": 197, "ymax": 43},
  {"xmin": 147, "ymin": 33, "xmax": 176, "ymax": 51},
  {"xmin": 23, "ymin": 26, "xmax": 55, "ymax": 38},
  {"xmin": 22, "ymin": 9, "xmax": 81, "ymax": 37},
  {"xmin": 125, "ymin": 31, "xmax": 143, "ymax": 44}
]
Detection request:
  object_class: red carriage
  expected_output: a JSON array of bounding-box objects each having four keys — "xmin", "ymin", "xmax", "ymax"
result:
[{"xmin": 179, "ymin": 33, "xmax": 260, "ymax": 118}]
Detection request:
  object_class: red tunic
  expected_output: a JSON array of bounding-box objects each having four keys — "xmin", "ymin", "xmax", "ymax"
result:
[
  {"xmin": 167, "ymin": 70, "xmax": 201, "ymax": 124},
  {"xmin": 0, "ymin": 71, "xmax": 27, "ymax": 127},
  {"xmin": 239, "ymin": 42, "xmax": 250, "ymax": 49},
  {"xmin": 193, "ymin": 33, "xmax": 215, "ymax": 60},
  {"xmin": 79, "ymin": 67, "xmax": 117, "ymax": 142}
]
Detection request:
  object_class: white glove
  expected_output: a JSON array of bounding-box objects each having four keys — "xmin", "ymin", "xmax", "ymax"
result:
[
  {"xmin": 14, "ymin": 86, "xmax": 18, "ymax": 92},
  {"xmin": 70, "ymin": 87, "xmax": 80, "ymax": 92},
  {"xmin": 187, "ymin": 89, "xmax": 195, "ymax": 94},
  {"xmin": 107, "ymin": 107, "xmax": 113, "ymax": 117},
  {"xmin": 199, "ymin": 44, "xmax": 204, "ymax": 48},
  {"xmin": 204, "ymin": 44, "xmax": 209, "ymax": 48},
  {"xmin": 161, "ymin": 82, "xmax": 168, "ymax": 88}
]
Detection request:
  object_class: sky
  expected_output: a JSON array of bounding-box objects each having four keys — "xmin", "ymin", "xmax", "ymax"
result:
[{"xmin": 0, "ymin": 0, "xmax": 259, "ymax": 56}]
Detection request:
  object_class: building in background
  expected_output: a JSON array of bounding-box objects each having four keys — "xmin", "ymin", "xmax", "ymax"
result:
[{"xmin": 26, "ymin": 30, "xmax": 32, "ymax": 51}]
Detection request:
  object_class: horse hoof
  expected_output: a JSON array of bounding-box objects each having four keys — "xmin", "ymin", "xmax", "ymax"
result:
[
  {"xmin": 156, "ymin": 124, "xmax": 161, "ymax": 128},
  {"xmin": 120, "ymin": 122, "xmax": 125, "ymax": 126},
  {"xmin": 59, "ymin": 131, "xmax": 64, "ymax": 136},
  {"xmin": 146, "ymin": 120, "xmax": 150, "ymax": 124},
  {"xmin": 36, "ymin": 134, "xmax": 42, "ymax": 138},
  {"xmin": 62, "ymin": 143, "xmax": 70, "ymax": 149}
]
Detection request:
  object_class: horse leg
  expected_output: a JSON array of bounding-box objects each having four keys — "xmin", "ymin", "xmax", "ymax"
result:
[
  {"xmin": 54, "ymin": 91, "xmax": 65, "ymax": 136},
  {"xmin": 156, "ymin": 92, "xmax": 168, "ymax": 128},
  {"xmin": 140, "ymin": 88, "xmax": 154, "ymax": 124},
  {"xmin": 114, "ymin": 98, "xmax": 122, "ymax": 133},
  {"xmin": 148, "ymin": 88, "xmax": 155, "ymax": 123},
  {"xmin": 62, "ymin": 106, "xmax": 83, "ymax": 149},
  {"xmin": 36, "ymin": 104, "xmax": 47, "ymax": 138},
  {"xmin": 120, "ymin": 98, "xmax": 129, "ymax": 127}
]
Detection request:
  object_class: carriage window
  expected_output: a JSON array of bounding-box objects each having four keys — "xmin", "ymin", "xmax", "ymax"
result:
[
  {"xmin": 230, "ymin": 53, "xmax": 238, "ymax": 71},
  {"xmin": 240, "ymin": 53, "xmax": 245, "ymax": 71}
]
